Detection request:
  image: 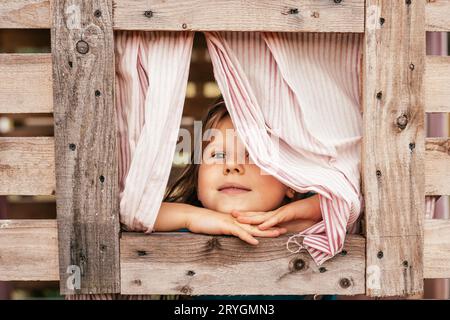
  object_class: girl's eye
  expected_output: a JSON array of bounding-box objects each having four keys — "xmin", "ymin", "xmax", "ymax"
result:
[{"xmin": 212, "ymin": 151, "xmax": 225, "ymax": 159}]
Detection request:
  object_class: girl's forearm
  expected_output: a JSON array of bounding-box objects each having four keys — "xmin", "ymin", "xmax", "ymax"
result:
[
  {"xmin": 153, "ymin": 202, "xmax": 217, "ymax": 231},
  {"xmin": 153, "ymin": 202, "xmax": 195, "ymax": 231}
]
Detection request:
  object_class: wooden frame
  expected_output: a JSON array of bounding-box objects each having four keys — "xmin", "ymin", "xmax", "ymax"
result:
[{"xmin": 1, "ymin": 0, "xmax": 450, "ymax": 298}]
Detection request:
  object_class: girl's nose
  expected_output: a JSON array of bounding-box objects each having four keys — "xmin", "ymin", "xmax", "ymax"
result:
[{"xmin": 223, "ymin": 161, "xmax": 245, "ymax": 175}]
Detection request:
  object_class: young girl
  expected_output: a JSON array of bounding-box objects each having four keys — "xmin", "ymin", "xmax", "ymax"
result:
[{"xmin": 154, "ymin": 97, "xmax": 323, "ymax": 244}]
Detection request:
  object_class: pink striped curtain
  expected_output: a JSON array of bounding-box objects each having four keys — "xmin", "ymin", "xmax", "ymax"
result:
[
  {"xmin": 205, "ymin": 32, "xmax": 363, "ymax": 265},
  {"xmin": 115, "ymin": 31, "xmax": 194, "ymax": 231}
]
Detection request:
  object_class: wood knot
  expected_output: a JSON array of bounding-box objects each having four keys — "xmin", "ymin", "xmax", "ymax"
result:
[{"xmin": 205, "ymin": 237, "xmax": 222, "ymax": 251}]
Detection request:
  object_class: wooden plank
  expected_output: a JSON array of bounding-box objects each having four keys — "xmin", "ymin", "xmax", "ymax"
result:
[
  {"xmin": 10, "ymin": 0, "xmax": 450, "ymax": 33},
  {"xmin": 425, "ymin": 0, "xmax": 450, "ymax": 31},
  {"xmin": 1, "ymin": 221, "xmax": 448, "ymax": 284},
  {"xmin": 51, "ymin": 0, "xmax": 120, "ymax": 294},
  {"xmin": 0, "ymin": 137, "xmax": 55, "ymax": 195},
  {"xmin": 0, "ymin": 219, "xmax": 58, "ymax": 281},
  {"xmin": 113, "ymin": 0, "xmax": 365, "ymax": 32},
  {"xmin": 0, "ymin": 0, "xmax": 365, "ymax": 31},
  {"xmin": 121, "ymin": 233, "xmax": 366, "ymax": 295},
  {"xmin": 0, "ymin": 54, "xmax": 53, "ymax": 114},
  {"xmin": 425, "ymin": 138, "xmax": 450, "ymax": 196},
  {"xmin": 425, "ymin": 56, "xmax": 450, "ymax": 113},
  {"xmin": 424, "ymin": 219, "xmax": 450, "ymax": 279},
  {"xmin": 363, "ymin": 0, "xmax": 425, "ymax": 297},
  {"xmin": 0, "ymin": 56, "xmax": 214, "ymax": 115},
  {"xmin": 0, "ymin": 0, "xmax": 50, "ymax": 29}
]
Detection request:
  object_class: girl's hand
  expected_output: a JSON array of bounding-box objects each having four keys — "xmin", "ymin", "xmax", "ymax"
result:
[
  {"xmin": 231, "ymin": 194, "xmax": 322, "ymax": 232},
  {"xmin": 186, "ymin": 209, "xmax": 287, "ymax": 245}
]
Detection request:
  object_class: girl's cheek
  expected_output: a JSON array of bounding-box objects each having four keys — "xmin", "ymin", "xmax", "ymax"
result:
[{"xmin": 197, "ymin": 165, "xmax": 215, "ymax": 203}]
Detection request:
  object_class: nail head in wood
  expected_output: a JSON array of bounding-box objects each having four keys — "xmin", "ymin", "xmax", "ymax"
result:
[
  {"xmin": 339, "ymin": 278, "xmax": 351, "ymax": 289},
  {"xmin": 409, "ymin": 63, "xmax": 415, "ymax": 70},
  {"xmin": 180, "ymin": 285, "xmax": 192, "ymax": 294},
  {"xmin": 379, "ymin": 17, "xmax": 385, "ymax": 26},
  {"xmin": 95, "ymin": 90, "xmax": 101, "ymax": 97},
  {"xmin": 182, "ymin": 23, "xmax": 187, "ymax": 29},
  {"xmin": 76, "ymin": 40, "xmax": 89, "ymax": 54},
  {"xmin": 99, "ymin": 175, "xmax": 105, "ymax": 183},
  {"xmin": 137, "ymin": 250, "xmax": 147, "ymax": 256},
  {"xmin": 396, "ymin": 114, "xmax": 408, "ymax": 130},
  {"xmin": 376, "ymin": 170, "xmax": 382, "ymax": 178},
  {"xmin": 376, "ymin": 91, "xmax": 382, "ymax": 100},
  {"xmin": 409, "ymin": 142, "xmax": 415, "ymax": 151},
  {"xmin": 377, "ymin": 250, "xmax": 384, "ymax": 259},
  {"xmin": 144, "ymin": 10, "xmax": 153, "ymax": 18},
  {"xmin": 69, "ymin": 143, "xmax": 76, "ymax": 151},
  {"xmin": 94, "ymin": 9, "xmax": 102, "ymax": 18},
  {"xmin": 293, "ymin": 258, "xmax": 305, "ymax": 271},
  {"xmin": 403, "ymin": 260, "xmax": 409, "ymax": 267}
]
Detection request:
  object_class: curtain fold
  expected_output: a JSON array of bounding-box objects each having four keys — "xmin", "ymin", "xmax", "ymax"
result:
[{"xmin": 115, "ymin": 31, "xmax": 194, "ymax": 232}]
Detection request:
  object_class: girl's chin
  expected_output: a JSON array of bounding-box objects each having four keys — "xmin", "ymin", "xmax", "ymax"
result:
[{"xmin": 215, "ymin": 203, "xmax": 254, "ymax": 214}]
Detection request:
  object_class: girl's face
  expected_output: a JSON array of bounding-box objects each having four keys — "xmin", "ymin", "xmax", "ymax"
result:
[{"xmin": 197, "ymin": 116, "xmax": 291, "ymax": 214}]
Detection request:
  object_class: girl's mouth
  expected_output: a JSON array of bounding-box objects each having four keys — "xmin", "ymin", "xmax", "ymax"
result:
[
  {"xmin": 219, "ymin": 187, "xmax": 251, "ymax": 195},
  {"xmin": 218, "ymin": 183, "xmax": 251, "ymax": 195}
]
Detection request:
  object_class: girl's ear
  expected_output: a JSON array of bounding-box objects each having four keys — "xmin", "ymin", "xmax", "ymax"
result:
[{"xmin": 285, "ymin": 187, "xmax": 296, "ymax": 199}]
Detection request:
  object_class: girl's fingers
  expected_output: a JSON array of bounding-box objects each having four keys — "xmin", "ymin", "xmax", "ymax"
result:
[
  {"xmin": 250, "ymin": 227, "xmax": 287, "ymax": 238},
  {"xmin": 236, "ymin": 214, "xmax": 268, "ymax": 225},
  {"xmin": 230, "ymin": 210, "xmax": 241, "ymax": 218},
  {"xmin": 258, "ymin": 214, "xmax": 284, "ymax": 230},
  {"xmin": 229, "ymin": 225, "xmax": 259, "ymax": 245},
  {"xmin": 231, "ymin": 210, "xmax": 260, "ymax": 218}
]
